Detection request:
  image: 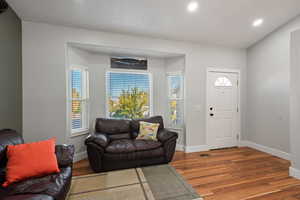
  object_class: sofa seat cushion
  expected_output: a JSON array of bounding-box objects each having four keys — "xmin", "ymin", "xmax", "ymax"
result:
[
  {"xmin": 105, "ymin": 139, "xmax": 135, "ymax": 154},
  {"xmin": 105, "ymin": 139, "xmax": 163, "ymax": 154},
  {"xmin": 103, "ymin": 147, "xmax": 165, "ymax": 161},
  {"xmin": 133, "ymin": 140, "xmax": 162, "ymax": 151},
  {"xmin": 7, "ymin": 167, "xmax": 71, "ymax": 200}
]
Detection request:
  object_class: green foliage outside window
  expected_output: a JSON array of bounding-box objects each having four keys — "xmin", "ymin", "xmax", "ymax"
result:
[
  {"xmin": 109, "ymin": 87, "xmax": 149, "ymax": 119},
  {"xmin": 72, "ymin": 88, "xmax": 81, "ymax": 114}
]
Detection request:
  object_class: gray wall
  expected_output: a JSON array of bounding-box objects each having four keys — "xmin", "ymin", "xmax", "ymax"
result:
[
  {"xmin": 0, "ymin": 7, "xmax": 22, "ymax": 133},
  {"xmin": 290, "ymin": 29, "xmax": 300, "ymax": 172},
  {"xmin": 246, "ymin": 15, "xmax": 300, "ymax": 153},
  {"xmin": 22, "ymin": 21, "xmax": 246, "ymax": 152}
]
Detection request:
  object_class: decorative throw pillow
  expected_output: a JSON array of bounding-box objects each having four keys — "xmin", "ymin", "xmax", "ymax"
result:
[
  {"xmin": 3, "ymin": 138, "xmax": 60, "ymax": 187},
  {"xmin": 136, "ymin": 121, "xmax": 160, "ymax": 141}
]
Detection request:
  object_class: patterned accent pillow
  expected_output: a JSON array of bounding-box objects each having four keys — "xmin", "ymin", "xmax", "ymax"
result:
[{"xmin": 136, "ymin": 121, "xmax": 160, "ymax": 141}]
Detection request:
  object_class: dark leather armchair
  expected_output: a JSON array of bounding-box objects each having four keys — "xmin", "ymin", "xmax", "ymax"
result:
[
  {"xmin": 0, "ymin": 129, "xmax": 74, "ymax": 200},
  {"xmin": 85, "ymin": 116, "xmax": 178, "ymax": 172}
]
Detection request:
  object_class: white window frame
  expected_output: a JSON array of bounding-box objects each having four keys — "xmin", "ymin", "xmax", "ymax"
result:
[
  {"xmin": 68, "ymin": 66, "xmax": 90, "ymax": 136},
  {"xmin": 167, "ymin": 72, "xmax": 184, "ymax": 129},
  {"xmin": 105, "ymin": 70, "xmax": 153, "ymax": 119}
]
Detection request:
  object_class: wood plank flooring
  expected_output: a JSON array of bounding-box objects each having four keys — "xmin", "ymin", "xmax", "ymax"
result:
[{"xmin": 73, "ymin": 147, "xmax": 300, "ymax": 200}]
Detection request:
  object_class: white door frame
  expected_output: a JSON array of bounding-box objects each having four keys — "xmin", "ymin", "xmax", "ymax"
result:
[{"xmin": 206, "ymin": 67, "xmax": 241, "ymax": 149}]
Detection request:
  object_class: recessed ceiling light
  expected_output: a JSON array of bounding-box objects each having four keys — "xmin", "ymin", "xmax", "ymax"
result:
[
  {"xmin": 252, "ymin": 18, "xmax": 264, "ymax": 27},
  {"xmin": 187, "ymin": 1, "xmax": 199, "ymax": 12}
]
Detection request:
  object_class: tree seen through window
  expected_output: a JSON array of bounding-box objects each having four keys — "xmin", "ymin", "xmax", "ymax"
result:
[{"xmin": 107, "ymin": 72, "xmax": 151, "ymax": 119}]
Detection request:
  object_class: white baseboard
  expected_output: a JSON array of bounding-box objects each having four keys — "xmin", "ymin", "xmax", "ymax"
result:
[
  {"xmin": 290, "ymin": 167, "xmax": 300, "ymax": 179},
  {"xmin": 176, "ymin": 144, "xmax": 185, "ymax": 151},
  {"xmin": 73, "ymin": 142, "xmax": 290, "ymax": 162},
  {"xmin": 238, "ymin": 140, "xmax": 248, "ymax": 147},
  {"xmin": 185, "ymin": 145, "xmax": 209, "ymax": 153},
  {"xmin": 73, "ymin": 151, "xmax": 87, "ymax": 163},
  {"xmin": 240, "ymin": 140, "xmax": 290, "ymax": 161}
]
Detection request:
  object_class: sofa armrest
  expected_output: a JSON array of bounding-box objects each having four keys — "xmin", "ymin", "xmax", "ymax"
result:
[
  {"xmin": 3, "ymin": 194, "xmax": 54, "ymax": 200},
  {"xmin": 157, "ymin": 129, "xmax": 178, "ymax": 143},
  {"xmin": 85, "ymin": 133, "xmax": 109, "ymax": 172},
  {"xmin": 55, "ymin": 144, "xmax": 75, "ymax": 167},
  {"xmin": 85, "ymin": 133, "xmax": 110, "ymax": 148},
  {"xmin": 157, "ymin": 129, "xmax": 178, "ymax": 162}
]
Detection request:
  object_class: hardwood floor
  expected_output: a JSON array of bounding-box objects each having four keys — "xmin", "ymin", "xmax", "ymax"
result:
[{"xmin": 73, "ymin": 147, "xmax": 300, "ymax": 200}]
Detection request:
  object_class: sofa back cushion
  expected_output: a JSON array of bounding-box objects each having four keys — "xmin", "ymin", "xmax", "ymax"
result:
[
  {"xmin": 0, "ymin": 129, "xmax": 24, "ymax": 168},
  {"xmin": 95, "ymin": 118, "xmax": 132, "ymax": 140},
  {"xmin": 131, "ymin": 116, "xmax": 164, "ymax": 134}
]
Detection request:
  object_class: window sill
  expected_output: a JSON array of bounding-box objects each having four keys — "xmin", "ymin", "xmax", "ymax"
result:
[{"xmin": 70, "ymin": 129, "xmax": 89, "ymax": 138}]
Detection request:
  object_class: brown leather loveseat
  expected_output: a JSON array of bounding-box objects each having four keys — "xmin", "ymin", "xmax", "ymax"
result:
[
  {"xmin": 85, "ymin": 116, "xmax": 178, "ymax": 172},
  {"xmin": 0, "ymin": 129, "xmax": 74, "ymax": 200}
]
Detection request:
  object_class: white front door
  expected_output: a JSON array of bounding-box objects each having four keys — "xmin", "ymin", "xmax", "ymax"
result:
[{"xmin": 207, "ymin": 71, "xmax": 239, "ymax": 149}]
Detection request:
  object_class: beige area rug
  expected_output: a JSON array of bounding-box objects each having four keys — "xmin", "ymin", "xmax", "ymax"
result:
[{"xmin": 68, "ymin": 165, "xmax": 202, "ymax": 200}]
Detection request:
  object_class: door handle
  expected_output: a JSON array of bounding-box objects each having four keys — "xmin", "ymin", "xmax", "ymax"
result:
[{"xmin": 210, "ymin": 113, "xmax": 214, "ymax": 116}]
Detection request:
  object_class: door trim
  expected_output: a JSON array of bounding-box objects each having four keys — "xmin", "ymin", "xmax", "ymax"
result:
[{"xmin": 206, "ymin": 67, "xmax": 241, "ymax": 149}]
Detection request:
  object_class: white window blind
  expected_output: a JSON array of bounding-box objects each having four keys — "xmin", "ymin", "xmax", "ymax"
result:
[
  {"xmin": 70, "ymin": 67, "xmax": 89, "ymax": 133},
  {"xmin": 167, "ymin": 74, "xmax": 184, "ymax": 128},
  {"xmin": 106, "ymin": 71, "xmax": 151, "ymax": 119}
]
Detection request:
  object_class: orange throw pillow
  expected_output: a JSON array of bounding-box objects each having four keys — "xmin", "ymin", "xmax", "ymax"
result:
[{"xmin": 3, "ymin": 138, "xmax": 60, "ymax": 187}]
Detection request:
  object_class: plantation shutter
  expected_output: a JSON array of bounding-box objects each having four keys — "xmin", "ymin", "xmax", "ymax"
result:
[
  {"xmin": 71, "ymin": 70, "xmax": 82, "ymax": 130},
  {"xmin": 167, "ymin": 74, "xmax": 184, "ymax": 128},
  {"xmin": 71, "ymin": 68, "xmax": 89, "ymax": 132},
  {"xmin": 106, "ymin": 71, "xmax": 151, "ymax": 119}
]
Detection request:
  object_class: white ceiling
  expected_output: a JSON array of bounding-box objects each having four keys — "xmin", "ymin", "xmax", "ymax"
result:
[{"xmin": 7, "ymin": 0, "xmax": 300, "ymax": 48}]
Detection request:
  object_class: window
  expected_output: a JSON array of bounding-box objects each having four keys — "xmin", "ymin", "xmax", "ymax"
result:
[
  {"xmin": 167, "ymin": 74, "xmax": 184, "ymax": 128},
  {"xmin": 106, "ymin": 71, "xmax": 152, "ymax": 119},
  {"xmin": 214, "ymin": 76, "xmax": 232, "ymax": 87},
  {"xmin": 69, "ymin": 67, "xmax": 89, "ymax": 134}
]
